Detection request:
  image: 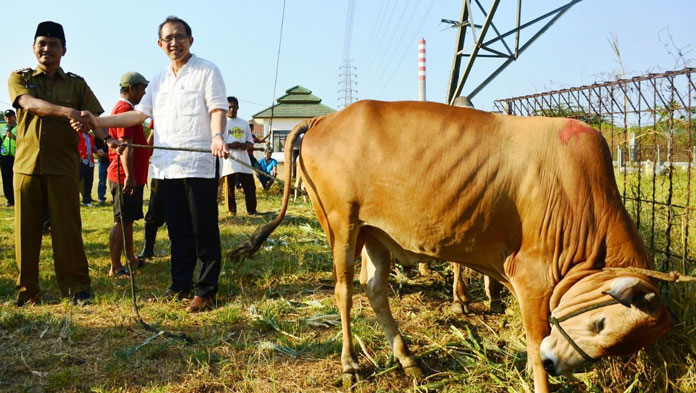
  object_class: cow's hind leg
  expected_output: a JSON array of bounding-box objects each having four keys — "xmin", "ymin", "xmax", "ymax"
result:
[
  {"xmin": 485, "ymin": 276, "xmax": 504, "ymax": 314},
  {"xmin": 363, "ymin": 238, "xmax": 422, "ymax": 379},
  {"xmin": 333, "ymin": 231, "xmax": 361, "ymax": 388}
]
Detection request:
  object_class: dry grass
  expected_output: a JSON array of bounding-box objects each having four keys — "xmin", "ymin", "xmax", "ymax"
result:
[{"xmin": 1, "ymin": 181, "xmax": 695, "ymax": 393}]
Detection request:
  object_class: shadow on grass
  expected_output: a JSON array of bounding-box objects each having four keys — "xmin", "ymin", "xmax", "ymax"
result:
[{"xmin": 0, "ymin": 309, "xmax": 200, "ymax": 392}]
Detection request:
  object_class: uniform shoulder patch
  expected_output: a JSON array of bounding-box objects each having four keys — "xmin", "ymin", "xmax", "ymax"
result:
[
  {"xmin": 13, "ymin": 67, "xmax": 32, "ymax": 74},
  {"xmin": 67, "ymin": 72, "xmax": 84, "ymax": 80}
]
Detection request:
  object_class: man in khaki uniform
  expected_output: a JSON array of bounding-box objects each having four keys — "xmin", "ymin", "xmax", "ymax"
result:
[{"xmin": 8, "ymin": 21, "xmax": 121, "ymax": 306}]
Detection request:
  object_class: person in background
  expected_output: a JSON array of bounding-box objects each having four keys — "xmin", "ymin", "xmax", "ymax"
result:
[
  {"xmin": 291, "ymin": 132, "xmax": 304, "ymax": 179},
  {"xmin": 107, "ymin": 72, "xmax": 150, "ymax": 278},
  {"xmin": 136, "ymin": 119, "xmax": 166, "ymax": 263},
  {"xmin": 94, "ymin": 135, "xmax": 109, "ymax": 204},
  {"xmin": 257, "ymin": 148, "xmax": 277, "ymax": 191},
  {"xmin": 0, "ymin": 109, "xmax": 17, "ymax": 206},
  {"xmin": 220, "ymin": 96, "xmax": 256, "ymax": 216},
  {"xmin": 77, "ymin": 128, "xmax": 96, "ymax": 206},
  {"xmin": 246, "ymin": 120, "xmax": 269, "ymax": 174},
  {"xmin": 8, "ymin": 21, "xmax": 121, "ymax": 307}
]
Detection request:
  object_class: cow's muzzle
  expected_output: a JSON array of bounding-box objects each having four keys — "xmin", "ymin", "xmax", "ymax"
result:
[
  {"xmin": 542, "ymin": 358, "xmax": 557, "ymax": 376},
  {"xmin": 548, "ymin": 298, "xmax": 621, "ymax": 364}
]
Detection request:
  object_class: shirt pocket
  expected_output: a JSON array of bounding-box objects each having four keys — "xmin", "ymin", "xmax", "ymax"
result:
[
  {"xmin": 55, "ymin": 84, "xmax": 77, "ymax": 108},
  {"xmin": 179, "ymin": 89, "xmax": 202, "ymax": 116},
  {"xmin": 153, "ymin": 90, "xmax": 171, "ymax": 117}
]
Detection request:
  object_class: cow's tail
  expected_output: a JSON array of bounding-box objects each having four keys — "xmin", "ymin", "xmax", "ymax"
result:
[{"xmin": 227, "ymin": 119, "xmax": 313, "ymax": 262}]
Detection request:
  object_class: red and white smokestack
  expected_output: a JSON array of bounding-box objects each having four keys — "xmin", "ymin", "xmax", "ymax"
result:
[{"xmin": 418, "ymin": 38, "xmax": 426, "ymax": 101}]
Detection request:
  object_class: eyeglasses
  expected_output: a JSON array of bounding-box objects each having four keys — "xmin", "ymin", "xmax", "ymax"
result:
[{"xmin": 159, "ymin": 34, "xmax": 189, "ymax": 44}]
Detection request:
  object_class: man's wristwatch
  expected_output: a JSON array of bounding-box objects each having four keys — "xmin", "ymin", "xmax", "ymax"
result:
[
  {"xmin": 213, "ymin": 132, "xmax": 225, "ymax": 140},
  {"xmin": 103, "ymin": 134, "xmax": 113, "ymax": 143}
]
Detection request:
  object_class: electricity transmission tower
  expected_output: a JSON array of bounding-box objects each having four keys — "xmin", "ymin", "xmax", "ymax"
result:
[
  {"xmin": 445, "ymin": 0, "xmax": 584, "ymax": 106},
  {"xmin": 339, "ymin": 0, "xmax": 358, "ymax": 109}
]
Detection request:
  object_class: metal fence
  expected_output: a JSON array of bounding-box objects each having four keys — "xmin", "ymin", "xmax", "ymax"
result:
[{"xmin": 494, "ymin": 68, "xmax": 695, "ymax": 274}]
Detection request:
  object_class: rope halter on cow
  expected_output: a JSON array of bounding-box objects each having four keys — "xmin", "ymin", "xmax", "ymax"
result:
[
  {"xmin": 548, "ymin": 299, "xmax": 620, "ymax": 363},
  {"xmin": 603, "ymin": 267, "xmax": 696, "ymax": 283}
]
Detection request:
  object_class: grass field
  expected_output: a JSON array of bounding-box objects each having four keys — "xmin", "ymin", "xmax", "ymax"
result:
[{"xmin": 1, "ymin": 174, "xmax": 695, "ymax": 392}]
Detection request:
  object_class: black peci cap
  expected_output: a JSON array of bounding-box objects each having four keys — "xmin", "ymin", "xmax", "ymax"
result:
[
  {"xmin": 4, "ymin": 109, "xmax": 15, "ymax": 117},
  {"xmin": 35, "ymin": 21, "xmax": 65, "ymax": 44}
]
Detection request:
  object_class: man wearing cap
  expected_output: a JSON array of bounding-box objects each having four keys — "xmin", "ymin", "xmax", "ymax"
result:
[
  {"xmin": 0, "ymin": 109, "xmax": 17, "ymax": 206},
  {"xmin": 106, "ymin": 72, "xmax": 150, "ymax": 278},
  {"xmin": 82, "ymin": 16, "xmax": 229, "ymax": 313},
  {"xmin": 7, "ymin": 21, "xmax": 121, "ymax": 306}
]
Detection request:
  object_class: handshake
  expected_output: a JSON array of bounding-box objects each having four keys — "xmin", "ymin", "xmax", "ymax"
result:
[
  {"xmin": 69, "ymin": 110, "xmax": 97, "ymax": 133},
  {"xmin": 69, "ymin": 110, "xmax": 125, "ymax": 153}
]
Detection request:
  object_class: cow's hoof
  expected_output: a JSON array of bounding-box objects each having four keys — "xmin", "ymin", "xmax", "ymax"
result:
[
  {"xmin": 489, "ymin": 300, "xmax": 504, "ymax": 314},
  {"xmin": 342, "ymin": 372, "xmax": 359, "ymax": 389},
  {"xmin": 418, "ymin": 264, "xmax": 432, "ymax": 276},
  {"xmin": 451, "ymin": 301, "xmax": 470, "ymax": 315},
  {"xmin": 404, "ymin": 365, "xmax": 423, "ymax": 380}
]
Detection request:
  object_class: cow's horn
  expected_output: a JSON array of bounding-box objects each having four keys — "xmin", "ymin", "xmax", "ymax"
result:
[
  {"xmin": 644, "ymin": 292, "xmax": 657, "ymax": 302},
  {"xmin": 603, "ymin": 267, "xmax": 696, "ymax": 283}
]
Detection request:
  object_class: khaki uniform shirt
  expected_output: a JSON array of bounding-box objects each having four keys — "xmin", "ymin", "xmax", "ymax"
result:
[{"xmin": 7, "ymin": 66, "xmax": 103, "ymax": 176}]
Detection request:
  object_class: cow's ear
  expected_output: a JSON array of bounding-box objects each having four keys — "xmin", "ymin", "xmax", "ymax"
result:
[{"xmin": 602, "ymin": 276, "xmax": 654, "ymax": 308}]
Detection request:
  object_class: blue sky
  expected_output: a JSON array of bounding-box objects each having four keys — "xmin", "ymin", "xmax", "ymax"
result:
[{"xmin": 1, "ymin": 0, "xmax": 694, "ymax": 119}]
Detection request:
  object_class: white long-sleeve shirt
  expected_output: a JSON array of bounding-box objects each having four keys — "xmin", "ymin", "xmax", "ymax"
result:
[{"xmin": 136, "ymin": 54, "xmax": 227, "ymax": 179}]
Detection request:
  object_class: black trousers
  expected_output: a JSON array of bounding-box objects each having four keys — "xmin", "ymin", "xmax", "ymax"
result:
[
  {"xmin": 78, "ymin": 163, "xmax": 94, "ymax": 204},
  {"xmin": 161, "ymin": 177, "xmax": 221, "ymax": 298},
  {"xmin": 225, "ymin": 173, "xmax": 256, "ymax": 214},
  {"xmin": 144, "ymin": 178, "xmax": 167, "ymax": 228},
  {"xmin": 0, "ymin": 155, "xmax": 14, "ymax": 205}
]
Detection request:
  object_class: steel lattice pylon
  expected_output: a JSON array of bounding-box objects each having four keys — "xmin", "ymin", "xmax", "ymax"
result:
[
  {"xmin": 445, "ymin": 0, "xmax": 583, "ymax": 106},
  {"xmin": 339, "ymin": 0, "xmax": 358, "ymax": 109}
]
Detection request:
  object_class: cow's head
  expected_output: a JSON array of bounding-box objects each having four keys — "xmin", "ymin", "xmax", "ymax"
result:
[{"xmin": 540, "ymin": 273, "xmax": 672, "ymax": 375}]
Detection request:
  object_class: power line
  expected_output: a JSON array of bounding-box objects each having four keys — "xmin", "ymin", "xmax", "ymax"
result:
[
  {"xmin": 365, "ymin": 0, "xmax": 423, "ymax": 97},
  {"xmin": 268, "ymin": 0, "xmax": 287, "ymax": 134},
  {"xmin": 365, "ymin": 0, "xmax": 415, "ymax": 89},
  {"xmin": 361, "ymin": 0, "xmax": 399, "ymax": 78},
  {"xmin": 359, "ymin": 0, "xmax": 388, "ymax": 67},
  {"xmin": 372, "ymin": 0, "xmax": 439, "ymax": 99}
]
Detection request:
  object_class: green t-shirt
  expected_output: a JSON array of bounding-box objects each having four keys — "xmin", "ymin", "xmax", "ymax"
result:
[{"xmin": 0, "ymin": 123, "xmax": 16, "ymax": 156}]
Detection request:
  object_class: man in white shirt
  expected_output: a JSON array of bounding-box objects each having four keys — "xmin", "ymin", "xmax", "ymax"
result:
[
  {"xmin": 220, "ymin": 96, "xmax": 257, "ymax": 215},
  {"xmin": 82, "ymin": 16, "xmax": 229, "ymax": 313}
]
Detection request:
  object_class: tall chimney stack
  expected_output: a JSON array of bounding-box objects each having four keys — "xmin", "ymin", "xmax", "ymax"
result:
[{"xmin": 418, "ymin": 38, "xmax": 426, "ymax": 101}]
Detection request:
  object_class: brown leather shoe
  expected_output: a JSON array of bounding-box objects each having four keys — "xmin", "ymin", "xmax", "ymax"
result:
[
  {"xmin": 186, "ymin": 296, "xmax": 215, "ymax": 313},
  {"xmin": 15, "ymin": 293, "xmax": 41, "ymax": 307}
]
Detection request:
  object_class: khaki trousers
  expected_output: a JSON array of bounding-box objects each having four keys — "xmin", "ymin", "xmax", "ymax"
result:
[{"xmin": 14, "ymin": 173, "xmax": 91, "ymax": 299}]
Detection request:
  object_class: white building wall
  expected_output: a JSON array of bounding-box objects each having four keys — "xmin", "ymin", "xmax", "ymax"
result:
[{"xmin": 259, "ymin": 118, "xmax": 307, "ymax": 162}]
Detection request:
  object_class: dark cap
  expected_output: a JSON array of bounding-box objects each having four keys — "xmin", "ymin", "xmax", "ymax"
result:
[
  {"xmin": 4, "ymin": 109, "xmax": 15, "ymax": 117},
  {"xmin": 119, "ymin": 72, "xmax": 149, "ymax": 88},
  {"xmin": 35, "ymin": 21, "xmax": 65, "ymax": 44}
]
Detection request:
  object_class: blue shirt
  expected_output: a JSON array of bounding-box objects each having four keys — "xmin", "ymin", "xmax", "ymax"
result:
[{"xmin": 258, "ymin": 157, "xmax": 278, "ymax": 173}]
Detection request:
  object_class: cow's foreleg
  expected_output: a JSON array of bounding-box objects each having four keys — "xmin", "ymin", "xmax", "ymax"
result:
[
  {"xmin": 451, "ymin": 263, "xmax": 471, "ymax": 314},
  {"xmin": 514, "ymin": 288, "xmax": 552, "ymax": 393},
  {"xmin": 364, "ymin": 240, "xmax": 422, "ymax": 379},
  {"xmin": 334, "ymin": 239, "xmax": 360, "ymax": 388}
]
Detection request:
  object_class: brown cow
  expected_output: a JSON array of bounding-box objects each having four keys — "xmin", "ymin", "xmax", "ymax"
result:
[{"xmin": 230, "ymin": 100, "xmax": 672, "ymax": 393}]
